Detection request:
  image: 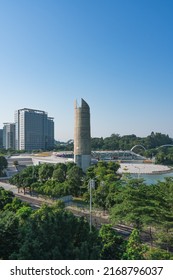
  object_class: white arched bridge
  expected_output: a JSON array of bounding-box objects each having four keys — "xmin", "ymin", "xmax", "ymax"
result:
[
  {"xmin": 131, "ymin": 144, "xmax": 173, "ymax": 151},
  {"xmin": 130, "ymin": 145, "xmax": 146, "ymax": 152},
  {"xmin": 91, "ymin": 144, "xmax": 173, "ymax": 162}
]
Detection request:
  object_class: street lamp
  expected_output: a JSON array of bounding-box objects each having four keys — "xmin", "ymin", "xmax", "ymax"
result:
[
  {"xmin": 89, "ymin": 179, "xmax": 95, "ymax": 232},
  {"xmin": 135, "ymin": 165, "xmax": 140, "ymax": 179}
]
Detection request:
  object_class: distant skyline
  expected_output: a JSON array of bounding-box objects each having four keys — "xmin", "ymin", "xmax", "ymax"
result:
[{"xmin": 1, "ymin": 0, "xmax": 173, "ymax": 141}]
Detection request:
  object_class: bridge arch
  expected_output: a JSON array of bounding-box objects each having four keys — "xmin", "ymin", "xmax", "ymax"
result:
[{"xmin": 131, "ymin": 144, "xmax": 146, "ymax": 152}]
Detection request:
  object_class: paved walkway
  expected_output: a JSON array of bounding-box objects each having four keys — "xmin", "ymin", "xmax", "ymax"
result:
[{"xmin": 118, "ymin": 163, "xmax": 171, "ymax": 174}]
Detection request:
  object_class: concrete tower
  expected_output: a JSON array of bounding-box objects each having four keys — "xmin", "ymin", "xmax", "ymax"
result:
[{"xmin": 74, "ymin": 99, "xmax": 91, "ymax": 172}]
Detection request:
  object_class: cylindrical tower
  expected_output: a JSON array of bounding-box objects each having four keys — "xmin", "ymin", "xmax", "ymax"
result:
[{"xmin": 74, "ymin": 98, "xmax": 91, "ymax": 172}]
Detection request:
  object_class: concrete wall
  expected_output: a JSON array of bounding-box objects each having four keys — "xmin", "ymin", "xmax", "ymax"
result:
[{"xmin": 74, "ymin": 99, "xmax": 91, "ymax": 171}]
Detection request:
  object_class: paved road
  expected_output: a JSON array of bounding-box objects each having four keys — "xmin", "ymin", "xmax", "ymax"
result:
[
  {"xmin": 0, "ymin": 181, "xmax": 53, "ymax": 207},
  {"xmin": 0, "ymin": 181, "xmax": 18, "ymax": 193}
]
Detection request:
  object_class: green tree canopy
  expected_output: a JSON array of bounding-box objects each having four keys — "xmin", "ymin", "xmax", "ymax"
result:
[
  {"xmin": 0, "ymin": 156, "xmax": 8, "ymax": 176},
  {"xmin": 11, "ymin": 204, "xmax": 100, "ymax": 260},
  {"xmin": 0, "ymin": 210, "xmax": 19, "ymax": 259},
  {"xmin": 123, "ymin": 229, "xmax": 146, "ymax": 260},
  {"xmin": 0, "ymin": 187, "xmax": 14, "ymax": 210},
  {"xmin": 110, "ymin": 179, "xmax": 167, "ymax": 231},
  {"xmin": 99, "ymin": 224, "xmax": 126, "ymax": 259}
]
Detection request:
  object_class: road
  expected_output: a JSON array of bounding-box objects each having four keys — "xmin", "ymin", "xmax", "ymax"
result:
[{"xmin": 0, "ymin": 181, "xmax": 52, "ymax": 208}]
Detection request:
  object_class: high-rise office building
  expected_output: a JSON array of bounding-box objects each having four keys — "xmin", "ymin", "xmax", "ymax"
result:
[
  {"xmin": 3, "ymin": 123, "xmax": 15, "ymax": 149},
  {"xmin": 15, "ymin": 108, "xmax": 54, "ymax": 151},
  {"xmin": 47, "ymin": 117, "xmax": 54, "ymax": 148},
  {"xmin": 74, "ymin": 99, "xmax": 91, "ymax": 172}
]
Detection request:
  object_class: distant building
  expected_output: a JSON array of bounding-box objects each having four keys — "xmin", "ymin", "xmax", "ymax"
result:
[
  {"xmin": 74, "ymin": 99, "xmax": 91, "ymax": 172},
  {"xmin": 47, "ymin": 117, "xmax": 55, "ymax": 149},
  {"xmin": 3, "ymin": 123, "xmax": 15, "ymax": 149},
  {"xmin": 15, "ymin": 108, "xmax": 54, "ymax": 151},
  {"xmin": 0, "ymin": 129, "xmax": 3, "ymax": 148}
]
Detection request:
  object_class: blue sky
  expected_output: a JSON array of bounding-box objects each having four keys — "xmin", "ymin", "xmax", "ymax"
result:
[{"xmin": 0, "ymin": 0, "xmax": 173, "ymax": 141}]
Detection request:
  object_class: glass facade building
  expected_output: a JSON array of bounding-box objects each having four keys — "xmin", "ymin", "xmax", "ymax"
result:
[
  {"xmin": 3, "ymin": 123, "xmax": 15, "ymax": 149},
  {"xmin": 15, "ymin": 108, "xmax": 54, "ymax": 151}
]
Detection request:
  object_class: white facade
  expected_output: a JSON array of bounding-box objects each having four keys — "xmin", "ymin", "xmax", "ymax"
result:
[
  {"xmin": 3, "ymin": 123, "xmax": 15, "ymax": 149},
  {"xmin": 15, "ymin": 108, "xmax": 54, "ymax": 151}
]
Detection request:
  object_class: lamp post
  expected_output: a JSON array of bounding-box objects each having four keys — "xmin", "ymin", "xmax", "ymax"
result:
[
  {"xmin": 135, "ymin": 165, "xmax": 140, "ymax": 179},
  {"xmin": 89, "ymin": 179, "xmax": 95, "ymax": 232}
]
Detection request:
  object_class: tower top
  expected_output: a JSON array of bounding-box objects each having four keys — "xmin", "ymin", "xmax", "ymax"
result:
[{"xmin": 74, "ymin": 98, "xmax": 89, "ymax": 110}]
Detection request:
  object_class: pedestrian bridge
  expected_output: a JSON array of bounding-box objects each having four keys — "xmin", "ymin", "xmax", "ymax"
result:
[{"xmin": 91, "ymin": 150, "xmax": 146, "ymax": 161}]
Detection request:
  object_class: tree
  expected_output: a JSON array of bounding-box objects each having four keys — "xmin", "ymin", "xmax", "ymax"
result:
[
  {"xmin": 93, "ymin": 182, "xmax": 109, "ymax": 212},
  {"xmin": 0, "ymin": 187, "xmax": 14, "ymax": 210},
  {"xmin": 53, "ymin": 168, "xmax": 66, "ymax": 183},
  {"xmin": 0, "ymin": 210, "xmax": 19, "ymax": 259},
  {"xmin": 153, "ymin": 178, "xmax": 173, "ymax": 252},
  {"xmin": 67, "ymin": 165, "xmax": 84, "ymax": 196},
  {"xmin": 99, "ymin": 224, "xmax": 125, "ymax": 259},
  {"xmin": 84, "ymin": 161, "xmax": 121, "ymax": 210},
  {"xmin": 38, "ymin": 163, "xmax": 54, "ymax": 182},
  {"xmin": 123, "ymin": 229, "xmax": 146, "ymax": 260},
  {"xmin": 144, "ymin": 247, "xmax": 173, "ymax": 260},
  {"xmin": 110, "ymin": 179, "xmax": 166, "ymax": 233},
  {"xmin": 10, "ymin": 165, "xmax": 40, "ymax": 193},
  {"xmin": 85, "ymin": 161, "xmax": 120, "ymax": 184},
  {"xmin": 91, "ymin": 137, "xmax": 104, "ymax": 150},
  {"xmin": 16, "ymin": 205, "xmax": 33, "ymax": 223},
  {"xmin": 11, "ymin": 204, "xmax": 100, "ymax": 260},
  {"xmin": 0, "ymin": 156, "xmax": 8, "ymax": 176},
  {"xmin": 4, "ymin": 197, "xmax": 28, "ymax": 212}
]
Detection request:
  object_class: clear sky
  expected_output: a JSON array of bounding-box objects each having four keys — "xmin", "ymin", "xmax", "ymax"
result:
[{"xmin": 0, "ymin": 0, "xmax": 173, "ymax": 141}]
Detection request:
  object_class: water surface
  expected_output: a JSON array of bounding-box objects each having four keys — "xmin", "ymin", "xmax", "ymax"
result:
[{"xmin": 131, "ymin": 172, "xmax": 173, "ymax": 185}]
